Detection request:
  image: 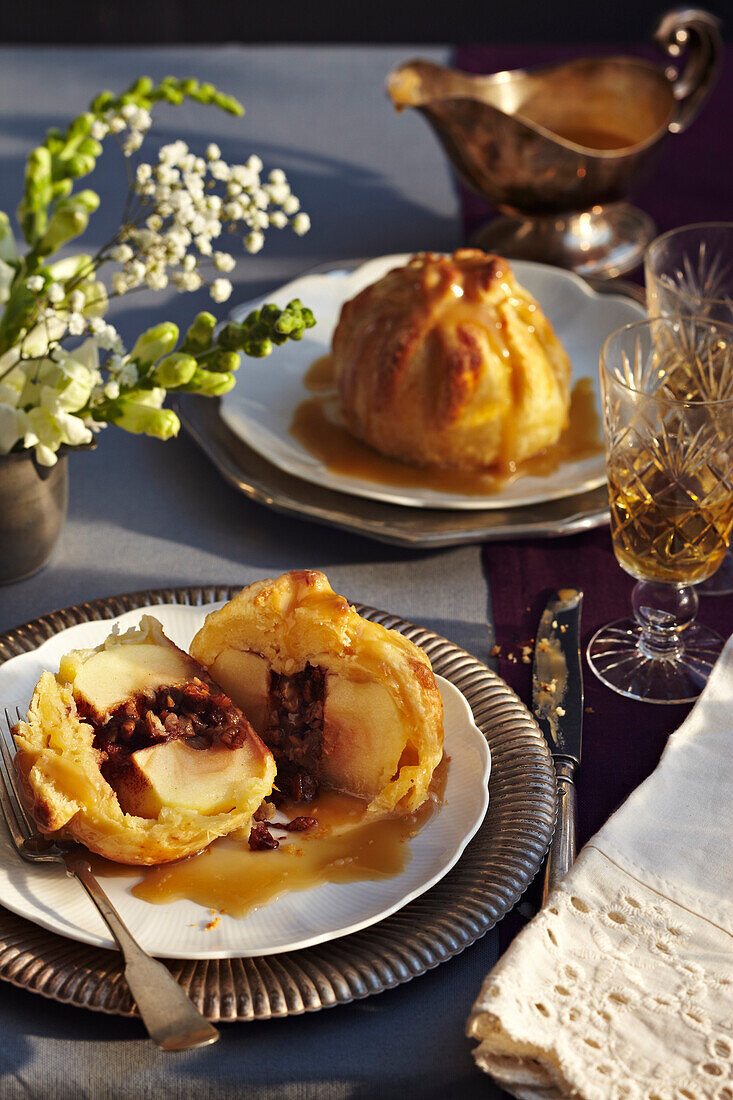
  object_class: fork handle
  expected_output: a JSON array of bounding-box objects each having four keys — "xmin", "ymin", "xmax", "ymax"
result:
[{"xmin": 63, "ymin": 851, "xmax": 219, "ymax": 1051}]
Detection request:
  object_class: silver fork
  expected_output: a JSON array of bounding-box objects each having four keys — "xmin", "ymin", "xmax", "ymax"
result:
[{"xmin": 0, "ymin": 709, "xmax": 219, "ymax": 1051}]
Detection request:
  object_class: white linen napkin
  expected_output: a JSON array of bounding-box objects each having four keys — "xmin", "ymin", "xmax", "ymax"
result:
[{"xmin": 467, "ymin": 634, "xmax": 733, "ymax": 1100}]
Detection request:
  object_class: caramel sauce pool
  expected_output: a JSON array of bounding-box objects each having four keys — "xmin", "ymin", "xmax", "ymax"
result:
[
  {"xmin": 90, "ymin": 759, "xmax": 449, "ymax": 919},
  {"xmin": 291, "ymin": 355, "xmax": 602, "ymax": 496}
]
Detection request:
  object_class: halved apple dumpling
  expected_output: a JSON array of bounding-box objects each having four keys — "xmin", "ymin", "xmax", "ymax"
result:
[
  {"xmin": 13, "ymin": 616, "xmax": 276, "ymax": 865},
  {"xmin": 190, "ymin": 570, "xmax": 444, "ymax": 813}
]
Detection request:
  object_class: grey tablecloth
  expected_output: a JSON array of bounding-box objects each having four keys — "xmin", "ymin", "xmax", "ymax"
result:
[{"xmin": 0, "ymin": 46, "xmax": 502, "ymax": 1099}]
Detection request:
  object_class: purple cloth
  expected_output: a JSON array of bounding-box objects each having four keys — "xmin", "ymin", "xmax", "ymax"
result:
[{"xmin": 453, "ymin": 43, "xmax": 733, "ymax": 239}]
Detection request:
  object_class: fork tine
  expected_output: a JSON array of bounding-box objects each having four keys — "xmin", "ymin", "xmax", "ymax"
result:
[
  {"xmin": 0, "ymin": 709, "xmax": 33, "ymax": 839},
  {"xmin": 0, "ymin": 716, "xmax": 30, "ymax": 849}
]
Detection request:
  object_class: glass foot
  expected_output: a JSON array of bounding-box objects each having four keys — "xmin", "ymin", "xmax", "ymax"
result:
[
  {"xmin": 587, "ymin": 618, "xmax": 725, "ymax": 704},
  {"xmin": 698, "ymin": 549, "xmax": 733, "ymax": 597}
]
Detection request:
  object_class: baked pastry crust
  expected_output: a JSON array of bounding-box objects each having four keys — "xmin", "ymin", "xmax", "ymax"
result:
[
  {"xmin": 334, "ymin": 249, "xmax": 572, "ymax": 470},
  {"xmin": 190, "ymin": 570, "xmax": 444, "ymax": 813},
  {"xmin": 14, "ymin": 616, "xmax": 276, "ymax": 865}
]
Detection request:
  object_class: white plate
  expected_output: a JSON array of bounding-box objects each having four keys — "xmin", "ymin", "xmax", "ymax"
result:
[
  {"xmin": 0, "ymin": 603, "xmax": 490, "ymax": 959},
  {"xmin": 222, "ymin": 255, "xmax": 645, "ymax": 510}
]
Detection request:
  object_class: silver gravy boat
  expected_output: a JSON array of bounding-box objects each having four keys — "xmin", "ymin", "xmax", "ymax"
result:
[{"xmin": 387, "ymin": 9, "xmax": 722, "ymax": 278}]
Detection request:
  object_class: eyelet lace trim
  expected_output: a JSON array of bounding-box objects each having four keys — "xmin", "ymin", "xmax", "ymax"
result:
[{"xmin": 468, "ymin": 850, "xmax": 733, "ymax": 1100}]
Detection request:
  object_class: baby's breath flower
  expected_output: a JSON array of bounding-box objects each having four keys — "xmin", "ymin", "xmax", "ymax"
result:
[
  {"xmin": 136, "ymin": 163, "xmax": 153, "ymax": 184},
  {"xmin": 206, "ymin": 143, "xmax": 221, "ymax": 161},
  {"xmin": 182, "ymin": 254, "xmax": 197, "ymax": 272},
  {"xmin": 292, "ymin": 212, "xmax": 311, "ymax": 236},
  {"xmin": 108, "ymin": 115, "xmax": 126, "ymax": 134},
  {"xmin": 123, "ymin": 132, "xmax": 144, "ymax": 157},
  {"xmin": 67, "ymin": 312, "xmax": 86, "ymax": 335},
  {"xmin": 269, "ymin": 211, "xmax": 288, "ymax": 229},
  {"xmin": 90, "ymin": 119, "xmax": 108, "ymax": 141},
  {"xmin": 110, "ymin": 243, "xmax": 133, "ymax": 263},
  {"xmin": 245, "ymin": 230, "xmax": 265, "ymax": 254},
  {"xmin": 26, "ymin": 275, "xmax": 44, "ymax": 293},
  {"xmin": 247, "ymin": 155, "xmax": 263, "ymax": 174},
  {"xmin": 111, "ymin": 272, "xmax": 128, "ymax": 295},
  {"xmin": 47, "ymin": 283, "xmax": 65, "ymax": 304},
  {"xmin": 282, "ymin": 195, "xmax": 300, "ymax": 215},
  {"xmin": 213, "ymin": 251, "xmax": 235, "ymax": 272},
  {"xmin": 269, "ymin": 168, "xmax": 287, "ymax": 185},
  {"xmin": 210, "ymin": 278, "xmax": 232, "ymax": 303},
  {"xmin": 117, "ymin": 361, "xmax": 139, "ymax": 387},
  {"xmin": 104, "ymin": 380, "xmax": 120, "ymax": 400},
  {"xmin": 68, "ymin": 289, "xmax": 86, "ymax": 312}
]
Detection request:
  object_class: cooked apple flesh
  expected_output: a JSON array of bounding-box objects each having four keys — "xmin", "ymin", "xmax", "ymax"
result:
[
  {"xmin": 209, "ymin": 649, "xmax": 269, "ymax": 734},
  {"xmin": 70, "ymin": 644, "xmax": 200, "ymax": 717},
  {"xmin": 113, "ymin": 738, "xmax": 265, "ymax": 819},
  {"xmin": 321, "ymin": 677, "xmax": 405, "ymax": 800}
]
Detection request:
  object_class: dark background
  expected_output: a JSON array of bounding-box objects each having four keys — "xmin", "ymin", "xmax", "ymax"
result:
[{"xmin": 3, "ymin": 0, "xmax": 730, "ymax": 43}]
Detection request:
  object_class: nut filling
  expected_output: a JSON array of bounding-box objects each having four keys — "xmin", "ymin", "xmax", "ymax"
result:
[
  {"xmin": 80, "ymin": 678, "xmax": 252, "ymax": 787},
  {"xmin": 264, "ymin": 663, "xmax": 325, "ymax": 803}
]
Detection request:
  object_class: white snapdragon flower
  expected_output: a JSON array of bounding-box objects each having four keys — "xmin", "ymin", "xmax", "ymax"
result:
[
  {"xmin": 0, "ymin": 404, "xmax": 26, "ymax": 455},
  {"xmin": 104, "ymin": 380, "xmax": 120, "ymax": 400},
  {"xmin": 213, "ymin": 251, "xmax": 235, "ymax": 272},
  {"xmin": 210, "ymin": 278, "xmax": 232, "ymax": 303}
]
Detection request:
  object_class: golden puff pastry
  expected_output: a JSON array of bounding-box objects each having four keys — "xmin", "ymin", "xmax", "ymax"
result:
[
  {"xmin": 190, "ymin": 570, "xmax": 444, "ymax": 814},
  {"xmin": 14, "ymin": 616, "xmax": 276, "ymax": 865},
  {"xmin": 334, "ymin": 249, "xmax": 572, "ymax": 471}
]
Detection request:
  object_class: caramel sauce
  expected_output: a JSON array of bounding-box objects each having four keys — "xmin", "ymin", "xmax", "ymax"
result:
[
  {"xmin": 294, "ymin": 356, "xmax": 601, "ymax": 496},
  {"xmin": 90, "ymin": 758, "xmax": 449, "ymax": 920},
  {"xmin": 550, "ymin": 124, "xmax": 635, "ymax": 150}
]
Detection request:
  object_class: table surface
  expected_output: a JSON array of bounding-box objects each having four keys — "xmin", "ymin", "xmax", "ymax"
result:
[{"xmin": 0, "ymin": 42, "xmax": 730, "ymax": 1100}]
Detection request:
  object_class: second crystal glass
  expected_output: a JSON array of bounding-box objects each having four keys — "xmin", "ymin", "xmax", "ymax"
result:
[
  {"xmin": 587, "ymin": 317, "xmax": 733, "ymax": 704},
  {"xmin": 645, "ymin": 222, "xmax": 733, "ymax": 593}
]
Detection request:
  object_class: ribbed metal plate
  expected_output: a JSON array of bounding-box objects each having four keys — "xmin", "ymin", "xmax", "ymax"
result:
[{"xmin": 0, "ymin": 586, "xmax": 556, "ymax": 1020}]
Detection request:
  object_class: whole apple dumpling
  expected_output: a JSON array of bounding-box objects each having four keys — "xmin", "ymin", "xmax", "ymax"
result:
[
  {"xmin": 190, "ymin": 570, "xmax": 444, "ymax": 814},
  {"xmin": 334, "ymin": 249, "xmax": 572, "ymax": 471},
  {"xmin": 13, "ymin": 616, "xmax": 276, "ymax": 865}
]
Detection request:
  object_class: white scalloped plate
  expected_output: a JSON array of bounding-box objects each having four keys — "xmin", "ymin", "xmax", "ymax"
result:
[
  {"xmin": 222, "ymin": 255, "xmax": 644, "ymax": 510},
  {"xmin": 0, "ymin": 603, "xmax": 490, "ymax": 959}
]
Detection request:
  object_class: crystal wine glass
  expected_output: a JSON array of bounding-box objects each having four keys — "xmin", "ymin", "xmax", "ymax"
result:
[
  {"xmin": 587, "ymin": 317, "xmax": 733, "ymax": 704},
  {"xmin": 645, "ymin": 222, "xmax": 733, "ymax": 594}
]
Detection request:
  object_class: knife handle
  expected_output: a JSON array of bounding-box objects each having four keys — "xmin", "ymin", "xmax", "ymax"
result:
[{"xmin": 542, "ymin": 759, "xmax": 577, "ymax": 905}]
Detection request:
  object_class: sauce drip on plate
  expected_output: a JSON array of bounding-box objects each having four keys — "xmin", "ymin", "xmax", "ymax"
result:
[
  {"xmin": 290, "ymin": 355, "xmax": 602, "ymax": 496},
  {"xmin": 90, "ymin": 757, "xmax": 449, "ymax": 920}
]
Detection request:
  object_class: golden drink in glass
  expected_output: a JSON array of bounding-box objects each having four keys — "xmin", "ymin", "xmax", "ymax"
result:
[{"xmin": 588, "ymin": 317, "xmax": 733, "ymax": 703}]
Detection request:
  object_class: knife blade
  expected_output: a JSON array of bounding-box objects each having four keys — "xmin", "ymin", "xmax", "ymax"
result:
[{"xmin": 532, "ymin": 588, "xmax": 583, "ymax": 903}]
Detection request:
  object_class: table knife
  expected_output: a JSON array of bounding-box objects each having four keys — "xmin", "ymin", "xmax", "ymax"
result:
[{"xmin": 532, "ymin": 588, "xmax": 584, "ymax": 904}]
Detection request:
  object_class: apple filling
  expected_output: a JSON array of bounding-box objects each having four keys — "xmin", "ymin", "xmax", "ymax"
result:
[{"xmin": 263, "ymin": 663, "xmax": 325, "ymax": 803}]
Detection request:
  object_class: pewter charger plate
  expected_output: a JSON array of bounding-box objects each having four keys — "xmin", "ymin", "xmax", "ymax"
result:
[
  {"xmin": 177, "ymin": 393, "xmax": 610, "ymax": 548},
  {"xmin": 0, "ymin": 586, "xmax": 556, "ymax": 1021}
]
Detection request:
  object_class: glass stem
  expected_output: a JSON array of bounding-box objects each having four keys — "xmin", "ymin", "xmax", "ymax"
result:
[{"xmin": 631, "ymin": 579, "xmax": 699, "ymax": 660}]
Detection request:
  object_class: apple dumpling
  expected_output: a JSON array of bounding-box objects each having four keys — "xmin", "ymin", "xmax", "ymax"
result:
[
  {"xmin": 13, "ymin": 616, "xmax": 276, "ymax": 865},
  {"xmin": 334, "ymin": 249, "xmax": 572, "ymax": 471},
  {"xmin": 190, "ymin": 570, "xmax": 444, "ymax": 813}
]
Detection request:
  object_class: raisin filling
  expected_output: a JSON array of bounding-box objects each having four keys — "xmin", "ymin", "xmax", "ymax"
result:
[
  {"xmin": 79, "ymin": 678, "xmax": 251, "ymax": 788},
  {"xmin": 264, "ymin": 663, "xmax": 325, "ymax": 803}
]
